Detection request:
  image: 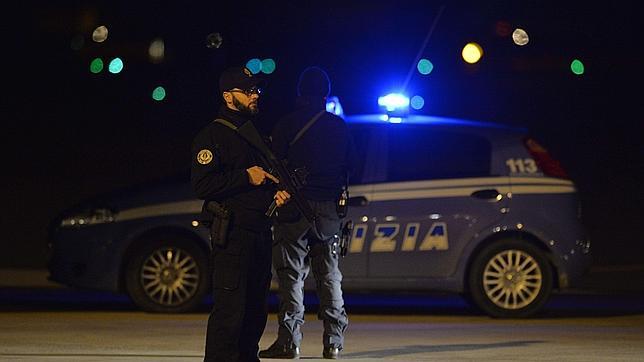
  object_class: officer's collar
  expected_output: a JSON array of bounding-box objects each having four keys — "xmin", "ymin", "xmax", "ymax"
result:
[
  {"xmin": 219, "ymin": 105, "xmax": 257, "ymax": 128},
  {"xmin": 295, "ymin": 96, "xmax": 326, "ymax": 110}
]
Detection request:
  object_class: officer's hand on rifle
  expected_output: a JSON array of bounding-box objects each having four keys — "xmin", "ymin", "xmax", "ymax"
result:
[
  {"xmin": 273, "ymin": 190, "xmax": 291, "ymax": 207},
  {"xmin": 246, "ymin": 166, "xmax": 279, "ymax": 186}
]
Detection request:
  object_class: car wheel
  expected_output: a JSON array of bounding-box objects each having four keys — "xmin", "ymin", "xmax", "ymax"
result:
[
  {"xmin": 467, "ymin": 239, "xmax": 553, "ymax": 318},
  {"xmin": 125, "ymin": 235, "xmax": 209, "ymax": 313}
]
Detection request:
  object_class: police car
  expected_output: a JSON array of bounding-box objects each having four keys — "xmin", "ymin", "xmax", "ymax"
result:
[{"xmin": 48, "ymin": 97, "xmax": 591, "ymax": 318}]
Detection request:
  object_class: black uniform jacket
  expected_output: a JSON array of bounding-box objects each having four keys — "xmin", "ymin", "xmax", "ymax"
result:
[
  {"xmin": 271, "ymin": 103, "xmax": 356, "ymax": 201},
  {"xmin": 191, "ymin": 106, "xmax": 273, "ymax": 232}
]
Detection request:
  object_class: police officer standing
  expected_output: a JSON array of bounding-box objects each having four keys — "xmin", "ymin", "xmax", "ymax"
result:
[
  {"xmin": 191, "ymin": 66, "xmax": 290, "ymax": 362},
  {"xmin": 259, "ymin": 66, "xmax": 354, "ymax": 360}
]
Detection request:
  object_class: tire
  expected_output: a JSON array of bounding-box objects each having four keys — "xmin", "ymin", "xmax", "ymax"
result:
[
  {"xmin": 125, "ymin": 235, "xmax": 210, "ymax": 313},
  {"xmin": 467, "ymin": 239, "xmax": 553, "ymax": 318}
]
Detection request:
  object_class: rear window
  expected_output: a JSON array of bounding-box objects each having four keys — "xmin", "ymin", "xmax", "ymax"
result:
[{"xmin": 351, "ymin": 124, "xmax": 492, "ymax": 184}]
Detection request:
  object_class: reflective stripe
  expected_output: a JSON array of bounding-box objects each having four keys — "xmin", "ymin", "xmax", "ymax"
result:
[
  {"xmin": 368, "ymin": 186, "xmax": 512, "ymax": 201},
  {"xmin": 365, "ymin": 184, "xmax": 574, "ymax": 201},
  {"xmin": 368, "ymin": 177, "xmax": 511, "ymax": 191},
  {"xmin": 116, "ymin": 200, "xmax": 202, "ymax": 222},
  {"xmin": 113, "ymin": 177, "xmax": 575, "ymax": 222},
  {"xmin": 510, "ymin": 185, "xmax": 576, "ymax": 194},
  {"xmin": 510, "ymin": 177, "xmax": 573, "ymax": 186},
  {"xmin": 348, "ymin": 176, "xmax": 575, "ymax": 201}
]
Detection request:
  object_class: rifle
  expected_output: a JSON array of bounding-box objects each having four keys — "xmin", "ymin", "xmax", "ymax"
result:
[
  {"xmin": 264, "ymin": 166, "xmax": 309, "ymax": 218},
  {"xmin": 217, "ymin": 119, "xmax": 320, "ymax": 236}
]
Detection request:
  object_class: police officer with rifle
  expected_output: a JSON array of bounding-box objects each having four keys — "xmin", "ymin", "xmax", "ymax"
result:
[
  {"xmin": 191, "ymin": 65, "xmax": 291, "ymax": 362},
  {"xmin": 259, "ymin": 66, "xmax": 355, "ymax": 360}
]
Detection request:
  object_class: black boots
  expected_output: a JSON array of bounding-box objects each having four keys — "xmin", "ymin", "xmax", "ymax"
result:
[
  {"xmin": 258, "ymin": 341, "xmax": 301, "ymax": 359},
  {"xmin": 323, "ymin": 346, "xmax": 341, "ymax": 359},
  {"xmin": 259, "ymin": 341, "xmax": 342, "ymax": 359}
]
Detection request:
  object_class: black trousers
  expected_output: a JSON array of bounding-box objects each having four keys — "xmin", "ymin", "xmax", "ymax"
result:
[{"xmin": 204, "ymin": 227, "xmax": 272, "ymax": 362}]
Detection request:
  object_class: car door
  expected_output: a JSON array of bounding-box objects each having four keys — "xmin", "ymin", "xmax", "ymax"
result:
[
  {"xmin": 337, "ymin": 124, "xmax": 373, "ymax": 279},
  {"xmin": 362, "ymin": 125, "xmax": 510, "ymax": 279}
]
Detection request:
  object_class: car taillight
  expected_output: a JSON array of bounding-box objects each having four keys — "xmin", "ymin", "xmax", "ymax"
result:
[{"xmin": 523, "ymin": 137, "xmax": 569, "ymax": 179}]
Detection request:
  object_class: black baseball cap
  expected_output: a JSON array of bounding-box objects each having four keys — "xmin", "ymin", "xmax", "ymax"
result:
[
  {"xmin": 297, "ymin": 66, "xmax": 331, "ymax": 98},
  {"xmin": 219, "ymin": 66, "xmax": 267, "ymax": 93}
]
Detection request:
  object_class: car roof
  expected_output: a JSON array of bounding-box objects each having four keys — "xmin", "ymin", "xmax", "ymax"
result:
[{"xmin": 344, "ymin": 114, "xmax": 527, "ymax": 133}]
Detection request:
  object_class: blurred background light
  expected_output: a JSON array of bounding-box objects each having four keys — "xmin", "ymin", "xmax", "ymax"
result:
[
  {"xmin": 410, "ymin": 95, "xmax": 425, "ymax": 110},
  {"xmin": 148, "ymin": 38, "xmax": 165, "ymax": 64},
  {"xmin": 260, "ymin": 58, "xmax": 276, "ymax": 74},
  {"xmin": 417, "ymin": 58, "xmax": 434, "ymax": 75},
  {"xmin": 378, "ymin": 93, "xmax": 409, "ymax": 112},
  {"xmin": 571, "ymin": 59, "xmax": 585, "ymax": 75},
  {"xmin": 108, "ymin": 57, "xmax": 124, "ymax": 74},
  {"xmin": 325, "ymin": 96, "xmax": 344, "ymax": 117},
  {"xmin": 89, "ymin": 58, "xmax": 103, "ymax": 74},
  {"xmin": 512, "ymin": 28, "xmax": 529, "ymax": 46},
  {"xmin": 152, "ymin": 86, "xmax": 166, "ymax": 101},
  {"xmin": 462, "ymin": 42, "xmax": 483, "ymax": 64},
  {"xmin": 92, "ymin": 25, "xmax": 108, "ymax": 43},
  {"xmin": 246, "ymin": 58, "xmax": 262, "ymax": 74},
  {"xmin": 206, "ymin": 32, "xmax": 223, "ymax": 49},
  {"xmin": 495, "ymin": 20, "xmax": 512, "ymax": 37},
  {"xmin": 70, "ymin": 34, "xmax": 84, "ymax": 50}
]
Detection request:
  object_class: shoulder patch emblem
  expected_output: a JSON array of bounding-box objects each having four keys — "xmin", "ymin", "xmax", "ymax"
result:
[{"xmin": 197, "ymin": 149, "xmax": 214, "ymax": 165}]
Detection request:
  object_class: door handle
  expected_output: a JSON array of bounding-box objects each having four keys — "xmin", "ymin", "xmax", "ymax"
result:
[
  {"xmin": 348, "ymin": 196, "xmax": 369, "ymax": 207},
  {"xmin": 471, "ymin": 189, "xmax": 502, "ymax": 201}
]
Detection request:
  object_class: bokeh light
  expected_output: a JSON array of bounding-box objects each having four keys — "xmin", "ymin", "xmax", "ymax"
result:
[
  {"xmin": 148, "ymin": 38, "xmax": 165, "ymax": 64},
  {"xmin": 570, "ymin": 59, "xmax": 585, "ymax": 75},
  {"xmin": 152, "ymin": 86, "xmax": 166, "ymax": 101},
  {"xmin": 108, "ymin": 57, "xmax": 124, "ymax": 74},
  {"xmin": 246, "ymin": 58, "xmax": 262, "ymax": 74},
  {"xmin": 206, "ymin": 33, "xmax": 223, "ymax": 49},
  {"xmin": 512, "ymin": 28, "xmax": 529, "ymax": 46},
  {"xmin": 495, "ymin": 21, "xmax": 512, "ymax": 37},
  {"xmin": 90, "ymin": 58, "xmax": 103, "ymax": 74},
  {"xmin": 410, "ymin": 95, "xmax": 425, "ymax": 110},
  {"xmin": 70, "ymin": 34, "xmax": 84, "ymax": 50},
  {"xmin": 462, "ymin": 42, "xmax": 483, "ymax": 64},
  {"xmin": 261, "ymin": 58, "xmax": 276, "ymax": 74},
  {"xmin": 417, "ymin": 59, "xmax": 434, "ymax": 75},
  {"xmin": 92, "ymin": 25, "xmax": 108, "ymax": 43}
]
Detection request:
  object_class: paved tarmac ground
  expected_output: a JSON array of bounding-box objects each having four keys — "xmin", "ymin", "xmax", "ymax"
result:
[{"xmin": 1, "ymin": 289, "xmax": 643, "ymax": 362}]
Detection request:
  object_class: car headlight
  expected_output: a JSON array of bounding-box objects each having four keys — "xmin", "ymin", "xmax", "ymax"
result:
[{"xmin": 60, "ymin": 208, "xmax": 115, "ymax": 228}]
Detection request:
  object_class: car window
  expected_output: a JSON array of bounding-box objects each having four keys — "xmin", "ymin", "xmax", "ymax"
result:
[
  {"xmin": 385, "ymin": 125, "xmax": 492, "ymax": 182},
  {"xmin": 349, "ymin": 124, "xmax": 492, "ymax": 184}
]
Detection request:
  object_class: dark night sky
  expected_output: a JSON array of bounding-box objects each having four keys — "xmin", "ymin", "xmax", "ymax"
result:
[{"xmin": 2, "ymin": 1, "xmax": 642, "ymax": 268}]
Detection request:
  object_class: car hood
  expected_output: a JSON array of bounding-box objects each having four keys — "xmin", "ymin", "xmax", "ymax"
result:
[{"xmin": 60, "ymin": 173, "xmax": 197, "ymax": 215}]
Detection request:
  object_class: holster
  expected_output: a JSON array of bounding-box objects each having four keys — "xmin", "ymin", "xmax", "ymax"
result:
[
  {"xmin": 338, "ymin": 220, "xmax": 353, "ymax": 257},
  {"xmin": 201, "ymin": 201, "xmax": 232, "ymax": 248}
]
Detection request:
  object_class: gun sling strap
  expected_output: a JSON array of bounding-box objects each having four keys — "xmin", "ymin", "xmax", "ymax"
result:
[
  {"xmin": 213, "ymin": 118, "xmax": 323, "ymax": 238},
  {"xmin": 289, "ymin": 110, "xmax": 325, "ymax": 147}
]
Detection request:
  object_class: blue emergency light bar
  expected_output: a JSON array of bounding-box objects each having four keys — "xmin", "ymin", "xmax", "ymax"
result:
[
  {"xmin": 378, "ymin": 93, "xmax": 409, "ymax": 112},
  {"xmin": 378, "ymin": 93, "xmax": 410, "ymax": 119},
  {"xmin": 326, "ymin": 96, "xmax": 344, "ymax": 117}
]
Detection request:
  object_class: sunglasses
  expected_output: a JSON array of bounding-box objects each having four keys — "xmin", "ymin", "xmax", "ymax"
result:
[{"xmin": 228, "ymin": 86, "xmax": 262, "ymax": 96}]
